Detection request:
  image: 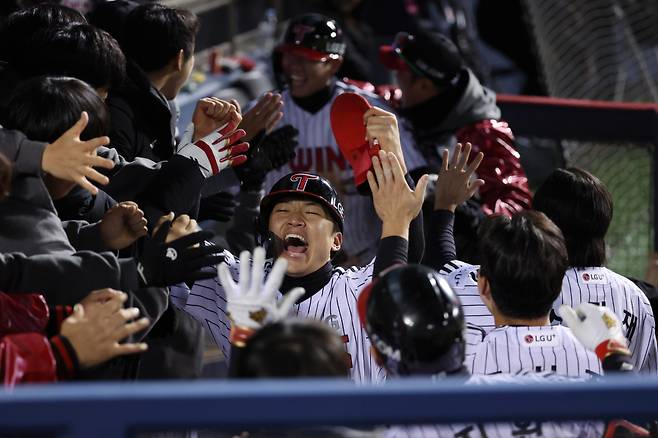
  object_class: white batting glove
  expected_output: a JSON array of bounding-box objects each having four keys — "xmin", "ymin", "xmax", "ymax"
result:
[
  {"xmin": 218, "ymin": 247, "xmax": 304, "ymax": 337},
  {"xmin": 559, "ymin": 303, "xmax": 630, "ymax": 361},
  {"xmin": 176, "ymin": 121, "xmax": 249, "ymax": 178}
]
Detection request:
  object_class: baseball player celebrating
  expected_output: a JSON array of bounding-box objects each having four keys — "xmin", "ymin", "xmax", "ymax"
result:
[
  {"xmin": 172, "ymin": 140, "xmax": 428, "ymax": 382},
  {"xmin": 533, "ymin": 168, "xmax": 657, "ymax": 373},
  {"xmin": 431, "ymin": 147, "xmax": 657, "ymax": 373},
  {"xmin": 359, "ymin": 264, "xmax": 609, "ymax": 437},
  {"xmin": 427, "ymin": 144, "xmax": 604, "ymax": 377},
  {"xmin": 258, "ymin": 13, "xmax": 427, "ymax": 264}
]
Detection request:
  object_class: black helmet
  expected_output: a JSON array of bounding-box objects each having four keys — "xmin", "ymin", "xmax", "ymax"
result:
[
  {"xmin": 358, "ymin": 264, "xmax": 465, "ymax": 376},
  {"xmin": 278, "ymin": 13, "xmax": 346, "ymax": 61},
  {"xmin": 260, "ymin": 172, "xmax": 344, "ymax": 232}
]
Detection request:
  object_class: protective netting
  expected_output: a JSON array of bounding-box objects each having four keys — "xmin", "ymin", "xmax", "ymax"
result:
[
  {"xmin": 523, "ymin": 0, "xmax": 658, "ymax": 102},
  {"xmin": 520, "ymin": 136, "xmax": 654, "ymax": 280}
]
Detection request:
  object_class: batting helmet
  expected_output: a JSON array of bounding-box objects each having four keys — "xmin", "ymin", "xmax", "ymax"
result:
[
  {"xmin": 277, "ymin": 13, "xmax": 346, "ymax": 61},
  {"xmin": 358, "ymin": 264, "xmax": 466, "ymax": 376},
  {"xmin": 260, "ymin": 172, "xmax": 345, "ymax": 233}
]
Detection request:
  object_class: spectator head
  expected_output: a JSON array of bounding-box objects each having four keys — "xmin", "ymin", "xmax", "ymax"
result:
[
  {"xmin": 379, "ymin": 30, "xmax": 464, "ymax": 108},
  {"xmin": 478, "ymin": 211, "xmax": 568, "ymax": 321},
  {"xmin": 86, "ymin": 0, "xmax": 139, "ymax": 47},
  {"xmin": 236, "ymin": 319, "xmax": 351, "ymax": 378},
  {"xmin": 122, "ymin": 3, "xmax": 198, "ymax": 98},
  {"xmin": 277, "ymin": 13, "xmax": 346, "ymax": 97},
  {"xmin": 15, "ymin": 23, "xmax": 126, "ymax": 97},
  {"xmin": 533, "ymin": 168, "xmax": 613, "ymax": 268},
  {"xmin": 1, "ymin": 76, "xmax": 109, "ymax": 198},
  {"xmin": 2, "ymin": 76, "xmax": 108, "ymax": 143},
  {"xmin": 358, "ymin": 264, "xmax": 466, "ymax": 377},
  {"xmin": 0, "ymin": 3, "xmax": 85, "ymax": 63}
]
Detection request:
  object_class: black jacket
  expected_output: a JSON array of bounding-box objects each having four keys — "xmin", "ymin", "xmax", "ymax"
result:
[{"xmin": 106, "ymin": 61, "xmax": 175, "ymax": 162}]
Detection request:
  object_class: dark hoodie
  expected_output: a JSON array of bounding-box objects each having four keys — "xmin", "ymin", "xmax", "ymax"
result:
[{"xmin": 399, "ymin": 68, "xmax": 500, "ymax": 168}]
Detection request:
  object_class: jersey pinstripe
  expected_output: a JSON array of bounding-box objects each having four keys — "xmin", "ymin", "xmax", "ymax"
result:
[
  {"xmin": 466, "ymin": 325, "xmax": 603, "ymax": 378},
  {"xmin": 262, "ymin": 81, "xmax": 426, "ymax": 262},
  {"xmin": 551, "ymin": 267, "xmax": 658, "ymax": 373},
  {"xmin": 440, "ymin": 260, "xmax": 658, "ymax": 373},
  {"xmin": 384, "ymin": 371, "xmax": 603, "ymax": 438},
  {"xmin": 170, "ymin": 250, "xmax": 385, "ymax": 383}
]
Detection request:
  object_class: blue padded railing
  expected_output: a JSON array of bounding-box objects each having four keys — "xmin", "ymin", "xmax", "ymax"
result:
[{"xmin": 1, "ymin": 375, "xmax": 658, "ymax": 437}]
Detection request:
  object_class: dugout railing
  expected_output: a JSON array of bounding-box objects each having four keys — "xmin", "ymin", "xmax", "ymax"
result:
[
  {"xmin": 1, "ymin": 375, "xmax": 658, "ymax": 437},
  {"xmin": 497, "ymin": 95, "xmax": 658, "ymax": 280}
]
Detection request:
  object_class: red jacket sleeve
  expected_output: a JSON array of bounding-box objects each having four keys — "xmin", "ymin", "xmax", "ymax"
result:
[
  {"xmin": 456, "ymin": 119, "xmax": 532, "ymax": 216},
  {"xmin": 0, "ymin": 292, "xmax": 49, "ymax": 334},
  {"xmin": 1, "ymin": 333, "xmax": 57, "ymax": 386}
]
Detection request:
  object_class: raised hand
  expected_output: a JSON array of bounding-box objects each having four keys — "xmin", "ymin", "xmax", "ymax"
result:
[
  {"xmin": 42, "ymin": 111, "xmax": 114, "ymax": 195},
  {"xmin": 238, "ymin": 92, "xmax": 284, "ymax": 141},
  {"xmin": 218, "ymin": 247, "xmax": 304, "ymax": 342},
  {"xmin": 191, "ymin": 97, "xmax": 242, "ymax": 141},
  {"xmin": 60, "ymin": 292, "xmax": 149, "ymax": 368},
  {"xmin": 434, "ymin": 142, "xmax": 484, "ymax": 212},
  {"xmin": 363, "ymin": 107, "xmax": 406, "ymax": 174},
  {"xmin": 136, "ymin": 220, "xmax": 224, "ymax": 287},
  {"xmin": 100, "ymin": 201, "xmax": 148, "ymax": 250},
  {"xmin": 367, "ymin": 150, "xmax": 428, "ymax": 239},
  {"xmin": 176, "ymin": 121, "xmax": 250, "ymax": 178}
]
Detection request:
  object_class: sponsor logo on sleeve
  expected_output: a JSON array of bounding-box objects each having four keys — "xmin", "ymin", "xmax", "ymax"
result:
[{"xmin": 580, "ymin": 271, "xmax": 607, "ymax": 284}]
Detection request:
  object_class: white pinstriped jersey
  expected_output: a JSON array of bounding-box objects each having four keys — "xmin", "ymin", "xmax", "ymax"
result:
[
  {"xmin": 385, "ymin": 371, "xmax": 603, "ymax": 438},
  {"xmin": 438, "ymin": 260, "xmax": 493, "ymax": 357},
  {"xmin": 263, "ymin": 81, "xmax": 427, "ymax": 262},
  {"xmin": 466, "ymin": 325, "xmax": 602, "ymax": 378},
  {"xmin": 551, "ymin": 267, "xmax": 658, "ymax": 373},
  {"xmin": 170, "ymin": 250, "xmax": 385, "ymax": 383},
  {"xmin": 440, "ymin": 260, "xmax": 658, "ymax": 373}
]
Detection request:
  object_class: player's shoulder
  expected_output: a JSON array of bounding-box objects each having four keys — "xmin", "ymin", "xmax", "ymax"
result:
[
  {"xmin": 439, "ymin": 260, "xmax": 479, "ymax": 287},
  {"xmin": 332, "ymin": 259, "xmax": 374, "ymax": 281}
]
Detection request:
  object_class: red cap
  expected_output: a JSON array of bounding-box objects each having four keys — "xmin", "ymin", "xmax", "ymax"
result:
[{"xmin": 330, "ymin": 92, "xmax": 379, "ymax": 188}]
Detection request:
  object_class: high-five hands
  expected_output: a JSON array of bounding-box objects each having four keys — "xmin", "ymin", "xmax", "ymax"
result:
[
  {"xmin": 367, "ymin": 150, "xmax": 428, "ymax": 239},
  {"xmin": 434, "ymin": 142, "xmax": 484, "ymax": 212}
]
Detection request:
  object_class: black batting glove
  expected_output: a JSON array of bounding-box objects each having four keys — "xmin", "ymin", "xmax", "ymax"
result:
[{"xmin": 136, "ymin": 220, "xmax": 224, "ymax": 287}]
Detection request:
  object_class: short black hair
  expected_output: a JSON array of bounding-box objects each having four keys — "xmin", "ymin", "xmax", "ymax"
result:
[
  {"xmin": 14, "ymin": 23, "xmax": 126, "ymax": 90},
  {"xmin": 86, "ymin": 0, "xmax": 138, "ymax": 46},
  {"xmin": 533, "ymin": 168, "xmax": 613, "ymax": 268},
  {"xmin": 236, "ymin": 319, "xmax": 350, "ymax": 378},
  {"xmin": 122, "ymin": 3, "xmax": 198, "ymax": 72},
  {"xmin": 0, "ymin": 3, "xmax": 85, "ymax": 63},
  {"xmin": 1, "ymin": 76, "xmax": 109, "ymax": 144},
  {"xmin": 478, "ymin": 210, "xmax": 568, "ymax": 319}
]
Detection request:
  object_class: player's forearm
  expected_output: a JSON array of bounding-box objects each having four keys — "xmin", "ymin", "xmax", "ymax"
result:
[
  {"xmin": 374, "ymin": 237, "xmax": 408, "ymax": 276},
  {"xmin": 423, "ymin": 209, "xmax": 457, "ymax": 270}
]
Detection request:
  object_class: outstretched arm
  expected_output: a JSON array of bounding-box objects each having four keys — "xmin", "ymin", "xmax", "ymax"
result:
[
  {"xmin": 368, "ymin": 150, "xmax": 428, "ymax": 276},
  {"xmin": 425, "ymin": 143, "xmax": 484, "ymax": 270}
]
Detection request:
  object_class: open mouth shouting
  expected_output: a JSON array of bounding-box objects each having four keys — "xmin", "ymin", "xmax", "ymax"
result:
[{"xmin": 283, "ymin": 233, "xmax": 308, "ymax": 258}]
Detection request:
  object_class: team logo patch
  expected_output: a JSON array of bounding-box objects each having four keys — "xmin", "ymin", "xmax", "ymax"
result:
[
  {"xmin": 520, "ymin": 330, "xmax": 560, "ymax": 347},
  {"xmin": 290, "ymin": 173, "xmax": 320, "ymax": 191},
  {"xmin": 166, "ymin": 247, "xmax": 178, "ymax": 261},
  {"xmin": 581, "ymin": 271, "xmax": 607, "ymax": 284}
]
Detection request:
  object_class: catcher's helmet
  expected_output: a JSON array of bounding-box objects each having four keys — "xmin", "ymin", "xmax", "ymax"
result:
[
  {"xmin": 358, "ymin": 264, "xmax": 465, "ymax": 376},
  {"xmin": 277, "ymin": 13, "xmax": 346, "ymax": 61},
  {"xmin": 260, "ymin": 172, "xmax": 344, "ymax": 232}
]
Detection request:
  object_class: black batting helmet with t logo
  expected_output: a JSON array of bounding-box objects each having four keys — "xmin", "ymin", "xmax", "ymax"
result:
[{"xmin": 259, "ymin": 172, "xmax": 345, "ymax": 233}]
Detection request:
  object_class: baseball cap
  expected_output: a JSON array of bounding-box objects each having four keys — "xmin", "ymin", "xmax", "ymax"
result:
[
  {"xmin": 379, "ymin": 31, "xmax": 463, "ymax": 86},
  {"xmin": 277, "ymin": 13, "xmax": 346, "ymax": 62}
]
